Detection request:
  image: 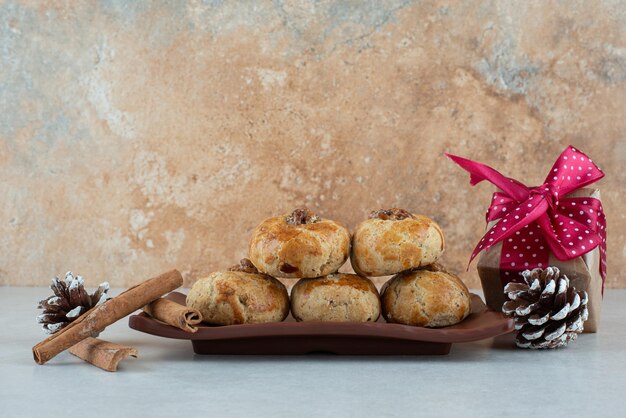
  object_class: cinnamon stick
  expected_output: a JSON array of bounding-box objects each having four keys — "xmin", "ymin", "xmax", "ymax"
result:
[
  {"xmin": 143, "ymin": 298, "xmax": 202, "ymax": 333},
  {"xmin": 69, "ymin": 337, "xmax": 137, "ymax": 372},
  {"xmin": 33, "ymin": 269, "xmax": 183, "ymax": 365}
]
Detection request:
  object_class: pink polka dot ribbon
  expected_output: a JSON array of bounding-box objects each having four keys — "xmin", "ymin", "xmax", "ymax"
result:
[{"xmin": 446, "ymin": 146, "xmax": 607, "ymax": 291}]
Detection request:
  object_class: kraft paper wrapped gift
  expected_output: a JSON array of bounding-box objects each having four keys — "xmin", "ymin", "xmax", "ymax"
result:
[{"xmin": 447, "ymin": 146, "xmax": 606, "ymax": 333}]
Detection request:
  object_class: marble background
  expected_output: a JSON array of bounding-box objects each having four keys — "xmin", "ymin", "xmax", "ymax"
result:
[{"xmin": 1, "ymin": 0, "xmax": 624, "ymax": 288}]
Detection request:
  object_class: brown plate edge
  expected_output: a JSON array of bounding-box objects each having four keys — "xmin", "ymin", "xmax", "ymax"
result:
[{"xmin": 128, "ymin": 292, "xmax": 514, "ymax": 344}]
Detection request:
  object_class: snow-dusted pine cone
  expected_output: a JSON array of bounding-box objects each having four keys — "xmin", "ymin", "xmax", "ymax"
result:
[
  {"xmin": 37, "ymin": 272, "xmax": 109, "ymax": 334},
  {"xmin": 502, "ymin": 267, "xmax": 588, "ymax": 349}
]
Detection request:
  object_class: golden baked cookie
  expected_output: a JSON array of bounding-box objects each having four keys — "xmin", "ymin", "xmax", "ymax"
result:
[
  {"xmin": 351, "ymin": 208, "xmax": 445, "ymax": 277},
  {"xmin": 290, "ymin": 273, "xmax": 381, "ymax": 322},
  {"xmin": 186, "ymin": 259, "xmax": 289, "ymax": 325},
  {"xmin": 381, "ymin": 268, "xmax": 471, "ymax": 327},
  {"xmin": 249, "ymin": 208, "xmax": 351, "ymax": 278}
]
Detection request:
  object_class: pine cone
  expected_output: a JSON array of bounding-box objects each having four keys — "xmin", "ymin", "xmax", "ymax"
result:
[
  {"xmin": 502, "ymin": 267, "xmax": 588, "ymax": 349},
  {"xmin": 37, "ymin": 272, "xmax": 109, "ymax": 334}
]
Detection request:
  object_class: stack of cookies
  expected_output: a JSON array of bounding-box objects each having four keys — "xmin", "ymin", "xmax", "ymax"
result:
[
  {"xmin": 352, "ymin": 208, "xmax": 471, "ymax": 327},
  {"xmin": 187, "ymin": 207, "xmax": 471, "ymax": 327}
]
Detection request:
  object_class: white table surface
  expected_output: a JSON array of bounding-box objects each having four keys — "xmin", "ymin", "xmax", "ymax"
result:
[{"xmin": 1, "ymin": 287, "xmax": 625, "ymax": 418}]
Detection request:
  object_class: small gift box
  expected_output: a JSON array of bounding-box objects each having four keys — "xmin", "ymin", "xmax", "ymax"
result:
[{"xmin": 447, "ymin": 146, "xmax": 606, "ymax": 332}]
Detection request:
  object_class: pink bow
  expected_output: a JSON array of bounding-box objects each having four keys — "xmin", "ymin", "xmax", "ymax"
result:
[{"xmin": 446, "ymin": 146, "xmax": 607, "ymax": 290}]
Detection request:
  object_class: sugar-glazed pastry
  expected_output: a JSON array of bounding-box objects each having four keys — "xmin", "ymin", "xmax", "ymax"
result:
[
  {"xmin": 249, "ymin": 208, "xmax": 351, "ymax": 278},
  {"xmin": 186, "ymin": 259, "xmax": 289, "ymax": 325},
  {"xmin": 351, "ymin": 208, "xmax": 445, "ymax": 277},
  {"xmin": 290, "ymin": 273, "xmax": 380, "ymax": 322}
]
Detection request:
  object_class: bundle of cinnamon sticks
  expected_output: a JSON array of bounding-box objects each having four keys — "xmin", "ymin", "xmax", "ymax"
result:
[{"xmin": 32, "ymin": 269, "xmax": 202, "ymax": 371}]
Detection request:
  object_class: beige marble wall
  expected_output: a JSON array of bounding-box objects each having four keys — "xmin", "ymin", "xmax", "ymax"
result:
[{"xmin": 1, "ymin": 1, "xmax": 625, "ymax": 288}]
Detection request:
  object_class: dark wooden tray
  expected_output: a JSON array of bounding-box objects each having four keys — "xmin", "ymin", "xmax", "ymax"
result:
[{"xmin": 128, "ymin": 292, "xmax": 514, "ymax": 355}]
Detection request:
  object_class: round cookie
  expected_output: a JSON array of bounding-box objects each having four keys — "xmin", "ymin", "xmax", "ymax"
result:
[
  {"xmin": 381, "ymin": 268, "xmax": 471, "ymax": 327},
  {"xmin": 351, "ymin": 208, "xmax": 445, "ymax": 277},
  {"xmin": 290, "ymin": 273, "xmax": 381, "ymax": 322},
  {"xmin": 186, "ymin": 259, "xmax": 289, "ymax": 325},
  {"xmin": 249, "ymin": 208, "xmax": 351, "ymax": 278}
]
